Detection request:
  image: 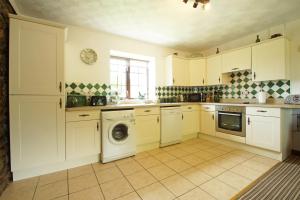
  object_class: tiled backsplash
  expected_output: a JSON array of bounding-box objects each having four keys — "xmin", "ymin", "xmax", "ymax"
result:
[
  {"xmin": 156, "ymin": 70, "xmax": 290, "ymax": 99},
  {"xmin": 65, "ymin": 82, "xmax": 111, "ymax": 96}
]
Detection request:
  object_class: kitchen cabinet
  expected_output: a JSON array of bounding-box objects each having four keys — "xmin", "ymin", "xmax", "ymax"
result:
[
  {"xmin": 246, "ymin": 107, "xmax": 281, "ymax": 152},
  {"xmin": 252, "ymin": 37, "xmax": 290, "ymax": 82},
  {"xmin": 200, "ymin": 105, "xmax": 216, "ymax": 136},
  {"xmin": 9, "ymin": 17, "xmax": 65, "ymax": 95},
  {"xmin": 222, "ymin": 47, "xmax": 252, "ymax": 73},
  {"xmin": 182, "ymin": 105, "xmax": 200, "ymax": 139},
  {"xmin": 10, "ymin": 95, "xmax": 65, "ymax": 171},
  {"xmin": 66, "ymin": 111, "xmax": 101, "ymax": 160},
  {"xmin": 206, "ymin": 55, "xmax": 222, "ymax": 85},
  {"xmin": 135, "ymin": 107, "xmax": 160, "ymax": 152},
  {"xmin": 166, "ymin": 55, "xmax": 189, "ymax": 86},
  {"xmin": 189, "ymin": 58, "xmax": 206, "ymax": 86}
]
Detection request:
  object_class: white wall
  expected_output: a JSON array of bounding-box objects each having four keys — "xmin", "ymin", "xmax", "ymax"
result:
[
  {"xmin": 200, "ymin": 19, "xmax": 300, "ymax": 95},
  {"xmin": 65, "ymin": 26, "xmax": 189, "ymax": 86}
]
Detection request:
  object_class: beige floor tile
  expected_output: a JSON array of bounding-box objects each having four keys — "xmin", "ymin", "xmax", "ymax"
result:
[
  {"xmin": 162, "ymin": 145, "xmax": 179, "ymax": 152},
  {"xmin": 68, "ymin": 164, "xmax": 94, "ymax": 178},
  {"xmin": 250, "ymin": 155, "xmax": 279, "ymax": 167},
  {"xmin": 34, "ymin": 180, "xmax": 68, "ymax": 200},
  {"xmin": 147, "ymin": 164, "xmax": 176, "ymax": 180},
  {"xmin": 195, "ymin": 144, "xmax": 213, "ymax": 150},
  {"xmin": 126, "ymin": 170, "xmax": 157, "ymax": 189},
  {"xmin": 115, "ymin": 192, "xmax": 141, "ymax": 200},
  {"xmin": 215, "ymin": 145, "xmax": 236, "ymax": 153},
  {"xmin": 0, "ymin": 185, "xmax": 35, "ymax": 200},
  {"xmin": 6, "ymin": 177, "xmax": 38, "ymax": 191},
  {"xmin": 178, "ymin": 188, "xmax": 216, "ymax": 200},
  {"xmin": 193, "ymin": 151, "xmax": 217, "ymax": 160},
  {"xmin": 167, "ymin": 149, "xmax": 190, "ymax": 158},
  {"xmin": 69, "ymin": 186, "xmax": 104, "ymax": 200},
  {"xmin": 133, "ymin": 152, "xmax": 150, "ymax": 160},
  {"xmin": 153, "ymin": 152, "xmax": 176, "ymax": 163},
  {"xmin": 100, "ymin": 177, "xmax": 133, "ymax": 200},
  {"xmin": 161, "ymin": 174, "xmax": 196, "ymax": 197},
  {"xmin": 200, "ymin": 179, "xmax": 238, "ymax": 200},
  {"xmin": 115, "ymin": 157, "xmax": 135, "ymax": 166},
  {"xmin": 53, "ymin": 196, "xmax": 68, "ymax": 200},
  {"xmin": 95, "ymin": 167, "xmax": 123, "ymax": 183},
  {"xmin": 180, "ymin": 168, "xmax": 212, "ymax": 186},
  {"xmin": 232, "ymin": 150, "xmax": 255, "ymax": 159},
  {"xmin": 39, "ymin": 170, "xmax": 67, "ymax": 186},
  {"xmin": 118, "ymin": 160, "xmax": 144, "ymax": 175},
  {"xmin": 241, "ymin": 159, "xmax": 272, "ymax": 172},
  {"xmin": 216, "ymin": 171, "xmax": 252, "ymax": 190},
  {"xmin": 137, "ymin": 182, "xmax": 175, "ymax": 200},
  {"xmin": 136, "ymin": 156, "xmax": 161, "ymax": 169},
  {"xmin": 205, "ymin": 148, "xmax": 227, "ymax": 156},
  {"xmin": 147, "ymin": 148, "xmax": 165, "ymax": 155},
  {"xmin": 220, "ymin": 153, "xmax": 248, "ymax": 164},
  {"xmin": 69, "ymin": 173, "xmax": 98, "ymax": 193},
  {"xmin": 92, "ymin": 162, "xmax": 116, "ymax": 172},
  {"xmin": 196, "ymin": 162, "xmax": 226, "ymax": 177},
  {"xmin": 179, "ymin": 146, "xmax": 200, "ymax": 153},
  {"xmin": 164, "ymin": 159, "xmax": 192, "ymax": 173},
  {"xmin": 210, "ymin": 157, "xmax": 238, "ymax": 169},
  {"xmin": 180, "ymin": 155, "xmax": 206, "ymax": 166},
  {"xmin": 230, "ymin": 164, "xmax": 264, "ymax": 180}
]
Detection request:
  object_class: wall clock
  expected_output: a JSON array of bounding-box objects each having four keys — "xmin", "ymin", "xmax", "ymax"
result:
[{"xmin": 80, "ymin": 48, "xmax": 98, "ymax": 65}]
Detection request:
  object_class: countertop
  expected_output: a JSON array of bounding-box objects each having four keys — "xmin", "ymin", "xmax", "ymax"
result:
[{"xmin": 65, "ymin": 102, "xmax": 300, "ymax": 112}]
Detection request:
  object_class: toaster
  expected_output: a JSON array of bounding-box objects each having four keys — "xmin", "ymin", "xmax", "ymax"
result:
[
  {"xmin": 90, "ymin": 96, "xmax": 107, "ymax": 106},
  {"xmin": 284, "ymin": 95, "xmax": 300, "ymax": 104}
]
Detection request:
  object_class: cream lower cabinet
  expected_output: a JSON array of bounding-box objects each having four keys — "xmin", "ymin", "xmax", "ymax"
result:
[
  {"xmin": 66, "ymin": 111, "xmax": 101, "ymax": 160},
  {"xmin": 246, "ymin": 108, "xmax": 281, "ymax": 152},
  {"xmin": 135, "ymin": 107, "xmax": 160, "ymax": 152},
  {"xmin": 200, "ymin": 105, "xmax": 216, "ymax": 136},
  {"xmin": 10, "ymin": 95, "xmax": 65, "ymax": 171},
  {"xmin": 182, "ymin": 105, "xmax": 200, "ymax": 139}
]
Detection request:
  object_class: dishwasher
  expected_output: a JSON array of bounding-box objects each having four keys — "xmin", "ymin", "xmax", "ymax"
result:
[{"xmin": 160, "ymin": 106, "xmax": 183, "ymax": 147}]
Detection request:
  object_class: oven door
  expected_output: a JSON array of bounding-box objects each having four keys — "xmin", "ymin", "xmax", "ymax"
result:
[{"xmin": 216, "ymin": 111, "xmax": 245, "ymax": 137}]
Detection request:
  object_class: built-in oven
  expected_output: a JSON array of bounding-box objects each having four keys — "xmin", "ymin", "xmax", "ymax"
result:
[{"xmin": 215, "ymin": 105, "xmax": 246, "ymax": 137}]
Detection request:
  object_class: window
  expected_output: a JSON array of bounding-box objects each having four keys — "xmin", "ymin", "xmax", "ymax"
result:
[{"xmin": 110, "ymin": 56, "xmax": 149, "ymax": 99}]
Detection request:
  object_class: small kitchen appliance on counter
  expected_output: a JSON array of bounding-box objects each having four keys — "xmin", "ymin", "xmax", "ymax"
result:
[
  {"xmin": 285, "ymin": 95, "xmax": 300, "ymax": 104},
  {"xmin": 90, "ymin": 96, "xmax": 107, "ymax": 106},
  {"xmin": 66, "ymin": 95, "xmax": 87, "ymax": 108}
]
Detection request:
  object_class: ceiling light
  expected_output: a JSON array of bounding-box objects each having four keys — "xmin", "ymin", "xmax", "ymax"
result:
[{"xmin": 183, "ymin": 0, "xmax": 210, "ymax": 10}]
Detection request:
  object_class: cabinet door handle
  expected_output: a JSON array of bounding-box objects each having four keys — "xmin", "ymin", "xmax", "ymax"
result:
[
  {"xmin": 157, "ymin": 116, "xmax": 160, "ymax": 123},
  {"xmin": 173, "ymin": 78, "xmax": 175, "ymax": 84},
  {"xmin": 59, "ymin": 98, "xmax": 62, "ymax": 108},
  {"xmin": 218, "ymin": 77, "xmax": 221, "ymax": 83},
  {"xmin": 232, "ymin": 67, "xmax": 239, "ymax": 71},
  {"xmin": 253, "ymin": 72, "xmax": 256, "ymax": 80},
  {"xmin": 79, "ymin": 114, "xmax": 90, "ymax": 117},
  {"xmin": 97, "ymin": 122, "xmax": 99, "ymax": 131},
  {"xmin": 144, "ymin": 110, "xmax": 151, "ymax": 112},
  {"xmin": 182, "ymin": 114, "xmax": 184, "ymax": 120},
  {"xmin": 212, "ymin": 114, "xmax": 214, "ymax": 120},
  {"xmin": 202, "ymin": 78, "xmax": 204, "ymax": 85},
  {"xmin": 257, "ymin": 110, "xmax": 267, "ymax": 113},
  {"xmin": 59, "ymin": 82, "xmax": 62, "ymax": 92},
  {"xmin": 188, "ymin": 107, "xmax": 192, "ymax": 109},
  {"xmin": 248, "ymin": 117, "xmax": 250, "ymax": 125}
]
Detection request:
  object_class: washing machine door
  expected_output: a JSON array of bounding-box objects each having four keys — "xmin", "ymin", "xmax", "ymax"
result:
[{"xmin": 108, "ymin": 121, "xmax": 131, "ymax": 145}]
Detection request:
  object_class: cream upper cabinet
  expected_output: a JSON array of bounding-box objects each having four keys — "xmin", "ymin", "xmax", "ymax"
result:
[
  {"xmin": 189, "ymin": 58, "xmax": 206, "ymax": 86},
  {"xmin": 66, "ymin": 120, "xmax": 100, "ymax": 160},
  {"xmin": 200, "ymin": 106, "xmax": 216, "ymax": 136},
  {"xmin": 182, "ymin": 105, "xmax": 200, "ymax": 138},
  {"xmin": 9, "ymin": 18, "xmax": 65, "ymax": 95},
  {"xmin": 222, "ymin": 47, "xmax": 252, "ymax": 73},
  {"xmin": 10, "ymin": 95, "xmax": 65, "ymax": 171},
  {"xmin": 166, "ymin": 55, "xmax": 189, "ymax": 86},
  {"xmin": 252, "ymin": 37, "xmax": 290, "ymax": 82},
  {"xmin": 135, "ymin": 107, "xmax": 160, "ymax": 151},
  {"xmin": 206, "ymin": 55, "xmax": 222, "ymax": 85}
]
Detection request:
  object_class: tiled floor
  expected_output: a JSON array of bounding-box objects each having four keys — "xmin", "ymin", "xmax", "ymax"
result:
[{"xmin": 0, "ymin": 138, "xmax": 279, "ymax": 200}]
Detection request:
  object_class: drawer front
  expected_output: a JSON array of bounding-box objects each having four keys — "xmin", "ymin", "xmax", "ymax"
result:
[
  {"xmin": 181, "ymin": 105, "xmax": 200, "ymax": 112},
  {"xmin": 66, "ymin": 110, "xmax": 100, "ymax": 122},
  {"xmin": 135, "ymin": 107, "xmax": 160, "ymax": 116},
  {"xmin": 200, "ymin": 105, "xmax": 215, "ymax": 112},
  {"xmin": 246, "ymin": 107, "xmax": 280, "ymax": 117}
]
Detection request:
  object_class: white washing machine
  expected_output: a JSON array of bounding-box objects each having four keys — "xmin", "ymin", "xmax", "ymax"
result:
[{"xmin": 101, "ymin": 109, "xmax": 136, "ymax": 163}]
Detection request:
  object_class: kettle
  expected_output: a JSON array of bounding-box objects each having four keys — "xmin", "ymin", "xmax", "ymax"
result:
[{"xmin": 257, "ymin": 91, "xmax": 267, "ymax": 104}]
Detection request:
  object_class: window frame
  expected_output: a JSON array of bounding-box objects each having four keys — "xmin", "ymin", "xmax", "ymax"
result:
[{"xmin": 110, "ymin": 56, "xmax": 150, "ymax": 99}]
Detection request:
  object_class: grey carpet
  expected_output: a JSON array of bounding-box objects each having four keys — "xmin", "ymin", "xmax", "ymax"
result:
[{"xmin": 238, "ymin": 156, "xmax": 300, "ymax": 200}]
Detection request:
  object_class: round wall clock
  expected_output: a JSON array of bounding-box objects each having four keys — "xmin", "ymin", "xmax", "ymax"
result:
[{"xmin": 80, "ymin": 48, "xmax": 98, "ymax": 65}]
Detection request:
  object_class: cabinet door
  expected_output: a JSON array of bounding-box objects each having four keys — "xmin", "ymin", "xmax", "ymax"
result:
[
  {"xmin": 206, "ymin": 55, "xmax": 222, "ymax": 85},
  {"xmin": 252, "ymin": 38, "xmax": 289, "ymax": 82},
  {"xmin": 135, "ymin": 115, "xmax": 160, "ymax": 145},
  {"xmin": 222, "ymin": 47, "xmax": 251, "ymax": 73},
  {"xmin": 182, "ymin": 111, "xmax": 199, "ymax": 136},
  {"xmin": 200, "ymin": 111, "xmax": 215, "ymax": 136},
  {"xmin": 9, "ymin": 18, "xmax": 65, "ymax": 95},
  {"xmin": 246, "ymin": 115, "xmax": 280, "ymax": 152},
  {"xmin": 66, "ymin": 120, "xmax": 100, "ymax": 160},
  {"xmin": 189, "ymin": 59, "xmax": 206, "ymax": 86},
  {"xmin": 172, "ymin": 57, "xmax": 189, "ymax": 86},
  {"xmin": 10, "ymin": 95, "xmax": 65, "ymax": 171}
]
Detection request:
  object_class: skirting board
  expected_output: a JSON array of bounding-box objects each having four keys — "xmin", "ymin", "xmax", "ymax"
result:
[
  {"xmin": 198, "ymin": 133, "xmax": 287, "ymax": 161},
  {"xmin": 137, "ymin": 142, "xmax": 159, "ymax": 153},
  {"xmin": 12, "ymin": 154, "xmax": 100, "ymax": 181}
]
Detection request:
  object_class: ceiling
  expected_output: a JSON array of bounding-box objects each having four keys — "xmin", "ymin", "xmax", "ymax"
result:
[{"xmin": 11, "ymin": 0, "xmax": 300, "ymax": 52}]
